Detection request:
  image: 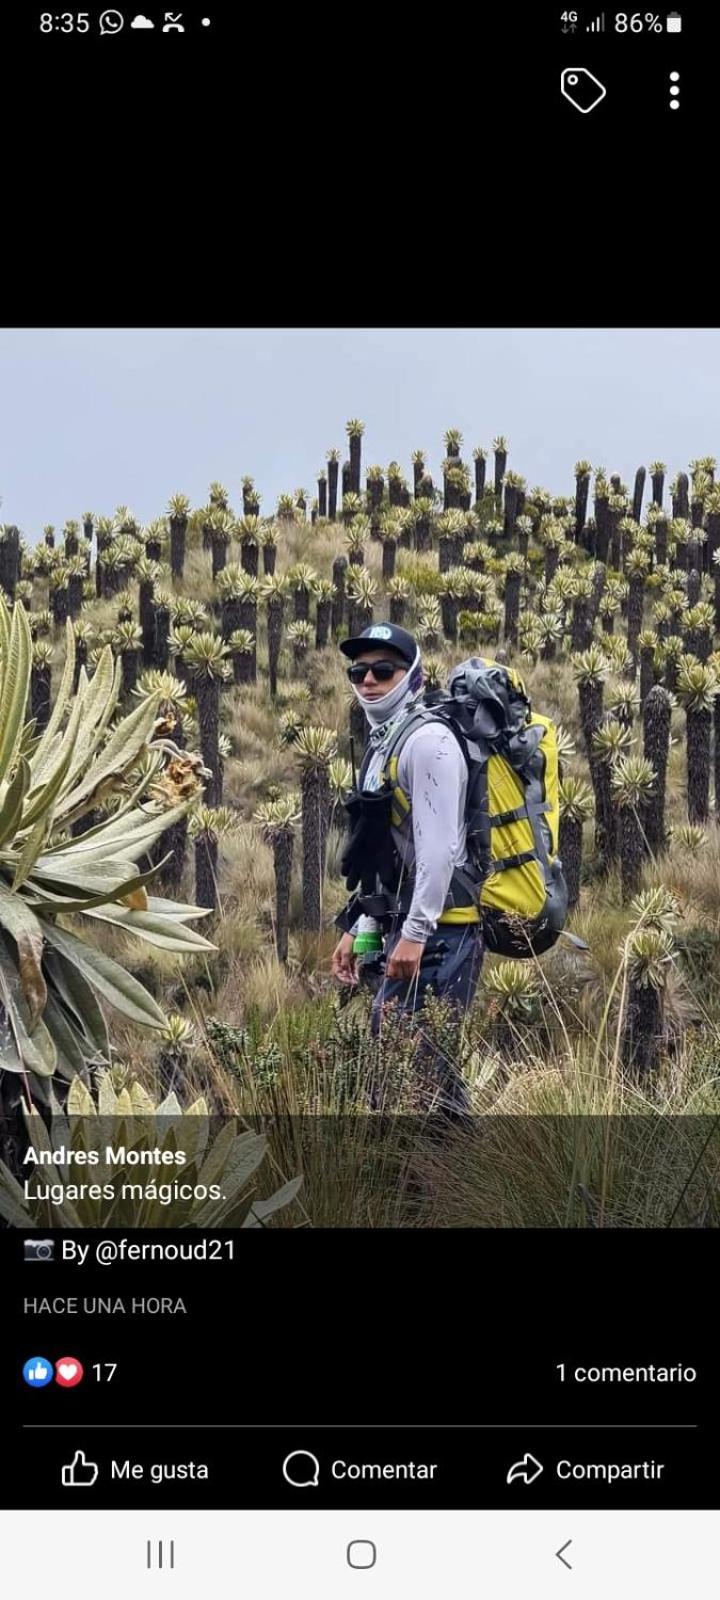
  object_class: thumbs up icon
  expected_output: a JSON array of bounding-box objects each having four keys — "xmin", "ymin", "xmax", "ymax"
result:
[
  {"xmin": 61, "ymin": 1451, "xmax": 99, "ymax": 1488},
  {"xmin": 23, "ymin": 1356, "xmax": 53, "ymax": 1388}
]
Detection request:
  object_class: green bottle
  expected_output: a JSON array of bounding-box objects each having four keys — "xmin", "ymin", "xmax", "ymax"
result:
[{"xmin": 353, "ymin": 930, "xmax": 383, "ymax": 957}]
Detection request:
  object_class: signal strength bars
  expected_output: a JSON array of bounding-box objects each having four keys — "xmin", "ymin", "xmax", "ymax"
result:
[{"xmin": 586, "ymin": 12, "xmax": 605, "ymax": 28}]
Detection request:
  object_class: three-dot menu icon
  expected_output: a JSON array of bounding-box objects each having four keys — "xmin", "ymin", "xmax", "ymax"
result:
[{"xmin": 669, "ymin": 71, "xmax": 680, "ymax": 109}]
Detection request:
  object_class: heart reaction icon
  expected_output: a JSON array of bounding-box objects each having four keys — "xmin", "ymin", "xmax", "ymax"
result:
[{"xmin": 55, "ymin": 1357, "xmax": 84, "ymax": 1388}]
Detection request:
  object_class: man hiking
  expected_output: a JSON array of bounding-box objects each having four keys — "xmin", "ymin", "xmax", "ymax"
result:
[{"xmin": 331, "ymin": 623, "xmax": 484, "ymax": 1110}]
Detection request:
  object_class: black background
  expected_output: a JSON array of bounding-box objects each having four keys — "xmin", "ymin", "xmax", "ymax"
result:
[
  {"xmin": 1, "ymin": 0, "xmax": 718, "ymax": 1529},
  {"xmin": 3, "ymin": 1229, "xmax": 715, "ymax": 1508}
]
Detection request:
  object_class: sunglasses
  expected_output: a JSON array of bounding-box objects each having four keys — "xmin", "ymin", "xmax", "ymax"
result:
[{"xmin": 347, "ymin": 659, "xmax": 404, "ymax": 684}]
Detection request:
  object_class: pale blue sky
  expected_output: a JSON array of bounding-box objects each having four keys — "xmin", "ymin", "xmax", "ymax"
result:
[{"xmin": 1, "ymin": 328, "xmax": 718, "ymax": 536}]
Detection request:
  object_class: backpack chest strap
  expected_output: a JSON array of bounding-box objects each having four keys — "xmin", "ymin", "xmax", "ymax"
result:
[{"xmin": 490, "ymin": 799, "xmax": 552, "ymax": 828}]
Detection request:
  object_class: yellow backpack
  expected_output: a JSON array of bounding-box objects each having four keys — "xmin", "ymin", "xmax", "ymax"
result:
[{"xmin": 383, "ymin": 657, "xmax": 568, "ymax": 957}]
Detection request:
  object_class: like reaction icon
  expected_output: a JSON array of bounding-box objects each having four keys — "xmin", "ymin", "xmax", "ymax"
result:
[{"xmin": 23, "ymin": 1356, "xmax": 53, "ymax": 1388}]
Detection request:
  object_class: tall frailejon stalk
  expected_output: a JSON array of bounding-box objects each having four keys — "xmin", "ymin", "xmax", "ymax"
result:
[
  {"xmin": 366, "ymin": 464, "xmax": 385, "ymax": 529},
  {"xmin": 611, "ymin": 754, "xmax": 656, "ymax": 900},
  {"xmin": 288, "ymin": 563, "xmax": 318, "ymax": 622},
  {"xmin": 72, "ymin": 619, "xmax": 94, "ymax": 693},
  {"xmin": 649, "ymin": 461, "xmax": 666, "ymax": 510},
  {"xmin": 237, "ymin": 515, "xmax": 260, "ymax": 577},
  {"xmin": 63, "ymin": 519, "xmax": 80, "ymax": 561},
  {"xmin": 387, "ymin": 575, "xmax": 411, "ymax": 626},
  {"xmin": 67, "ymin": 555, "xmax": 86, "ymax": 620},
  {"xmin": 331, "ymin": 555, "xmax": 347, "ymax": 637},
  {"xmin": 411, "ymin": 450, "xmax": 425, "ymax": 499},
  {"xmin": 492, "ymin": 435, "xmax": 508, "ymax": 501},
  {"xmin": 314, "ymin": 579, "xmax": 335, "ymax": 649},
  {"xmin": 573, "ymin": 460, "xmax": 592, "ymax": 543},
  {"xmin": 327, "ymin": 448, "xmax": 340, "ymax": 521},
  {"xmin": 592, "ymin": 719, "xmax": 632, "ymax": 867},
  {"xmin": 594, "ymin": 474, "xmax": 610, "ymax": 563},
  {"xmin": 683, "ymin": 602, "xmax": 714, "ymax": 664},
  {"xmin": 135, "ymin": 556, "xmax": 159, "ymax": 668},
  {"xmin": 295, "ymin": 725, "xmax": 337, "ymax": 935},
  {"xmin": 625, "ymin": 547, "xmax": 649, "ymax": 668},
  {"xmin": 260, "ymin": 573, "xmax": 288, "ymax": 699},
  {"xmin": 210, "ymin": 511, "xmax": 233, "ymax": 580},
  {"xmin": 676, "ymin": 658, "xmax": 719, "ymax": 823},
  {"xmin": 318, "ymin": 471, "xmax": 327, "ymax": 519},
  {"xmin": 261, "ymin": 523, "xmax": 277, "ymax": 576},
  {"xmin": 573, "ymin": 643, "xmax": 607, "ymax": 768},
  {"xmin": 114, "ymin": 620, "xmax": 144, "ymax": 697},
  {"xmin": 133, "ymin": 671, "xmax": 199, "ymax": 891},
  {"xmin": 287, "ymin": 620, "xmax": 313, "ymax": 675},
  {"xmin": 473, "ymin": 447, "xmax": 487, "ymax": 505},
  {"xmin": 558, "ymin": 776, "xmax": 594, "ymax": 909},
  {"xmin": 638, "ymin": 629, "xmax": 659, "ymax": 707},
  {"xmin": 0, "ymin": 525, "xmax": 21, "ymax": 602},
  {"xmin": 217, "ymin": 565, "xmax": 251, "ymax": 641},
  {"xmin": 30, "ymin": 641, "xmax": 53, "ymax": 734},
  {"xmin": 570, "ymin": 577, "xmax": 593, "ymax": 654},
  {"xmin": 143, "ymin": 518, "xmax": 164, "ymax": 565},
  {"xmin": 413, "ymin": 496, "xmax": 434, "ymax": 553},
  {"xmin": 255, "ymin": 795, "xmax": 301, "ymax": 965},
  {"xmin": 184, "ymin": 632, "xmax": 230, "ymax": 807},
  {"xmin": 439, "ymin": 568, "xmax": 467, "ymax": 643},
  {"xmin": 503, "ymin": 469, "xmax": 525, "ymax": 542},
  {"xmin": 190, "ymin": 806, "xmax": 221, "ymax": 914},
  {"xmin": 347, "ymin": 419, "xmax": 365, "ymax": 495},
  {"xmin": 151, "ymin": 589, "xmax": 172, "ymax": 672},
  {"xmin": 228, "ymin": 628, "xmax": 256, "ymax": 686},
  {"xmin": 347, "ymin": 568, "xmax": 377, "ymax": 634},
  {"xmin": 622, "ymin": 924, "xmax": 675, "ymax": 1079},
  {"xmin": 631, "ymin": 464, "xmax": 646, "ymax": 524},
  {"xmin": 621, "ymin": 888, "xmax": 679, "ymax": 1080}
]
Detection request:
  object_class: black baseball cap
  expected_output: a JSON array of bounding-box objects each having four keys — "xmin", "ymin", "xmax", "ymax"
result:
[{"xmin": 339, "ymin": 623, "xmax": 418, "ymax": 665}]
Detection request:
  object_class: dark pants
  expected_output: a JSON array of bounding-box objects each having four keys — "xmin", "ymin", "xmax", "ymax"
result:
[{"xmin": 370, "ymin": 922, "xmax": 484, "ymax": 1112}]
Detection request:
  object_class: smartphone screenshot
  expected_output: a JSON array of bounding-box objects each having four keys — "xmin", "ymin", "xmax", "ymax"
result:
[{"xmin": 0, "ymin": 4, "xmax": 717, "ymax": 1595}]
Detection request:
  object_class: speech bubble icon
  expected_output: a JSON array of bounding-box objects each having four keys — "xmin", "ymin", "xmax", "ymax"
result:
[
  {"xmin": 99, "ymin": 9, "xmax": 125, "ymax": 33},
  {"xmin": 282, "ymin": 1450, "xmax": 320, "ymax": 1487}
]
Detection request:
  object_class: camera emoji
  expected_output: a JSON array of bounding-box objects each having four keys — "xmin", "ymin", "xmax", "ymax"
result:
[{"xmin": 24, "ymin": 1238, "xmax": 55, "ymax": 1263}]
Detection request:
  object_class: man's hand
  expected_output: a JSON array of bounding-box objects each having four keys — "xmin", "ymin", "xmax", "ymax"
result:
[
  {"xmin": 385, "ymin": 937, "xmax": 426, "ymax": 981},
  {"xmin": 331, "ymin": 932, "xmax": 359, "ymax": 985}
]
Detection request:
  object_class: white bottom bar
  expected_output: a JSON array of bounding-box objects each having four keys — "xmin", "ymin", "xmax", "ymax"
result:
[{"xmin": 1, "ymin": 1509, "xmax": 717, "ymax": 1598}]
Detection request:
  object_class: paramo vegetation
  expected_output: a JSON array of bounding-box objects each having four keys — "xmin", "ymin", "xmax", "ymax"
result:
[{"xmin": 0, "ymin": 428, "xmax": 720, "ymax": 1225}]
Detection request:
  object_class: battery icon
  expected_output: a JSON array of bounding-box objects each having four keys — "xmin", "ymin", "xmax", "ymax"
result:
[{"xmin": 666, "ymin": 11, "xmax": 682, "ymax": 30}]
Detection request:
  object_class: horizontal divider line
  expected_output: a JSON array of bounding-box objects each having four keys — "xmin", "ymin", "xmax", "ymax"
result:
[{"xmin": 22, "ymin": 1422, "xmax": 699, "ymax": 1430}]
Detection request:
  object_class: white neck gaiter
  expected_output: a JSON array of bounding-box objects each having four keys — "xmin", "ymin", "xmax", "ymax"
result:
[{"xmin": 351, "ymin": 647, "xmax": 424, "ymax": 742}]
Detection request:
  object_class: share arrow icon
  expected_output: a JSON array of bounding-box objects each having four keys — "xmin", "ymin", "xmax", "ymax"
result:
[{"xmin": 505, "ymin": 1452, "xmax": 544, "ymax": 1485}]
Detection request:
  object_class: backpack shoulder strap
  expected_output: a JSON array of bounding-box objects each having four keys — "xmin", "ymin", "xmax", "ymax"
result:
[{"xmin": 380, "ymin": 704, "xmax": 467, "ymax": 783}]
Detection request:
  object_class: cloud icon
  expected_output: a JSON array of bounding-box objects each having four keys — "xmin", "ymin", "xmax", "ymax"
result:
[{"xmin": 131, "ymin": 13, "xmax": 155, "ymax": 25}]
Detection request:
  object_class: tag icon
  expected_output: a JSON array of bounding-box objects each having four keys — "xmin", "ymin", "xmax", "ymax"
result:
[{"xmin": 561, "ymin": 67, "xmax": 607, "ymax": 113}]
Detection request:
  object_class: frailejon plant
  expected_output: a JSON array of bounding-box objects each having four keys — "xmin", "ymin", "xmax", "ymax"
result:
[
  {"xmin": 558, "ymin": 776, "xmax": 594, "ymax": 909},
  {"xmin": 294, "ymin": 725, "xmax": 337, "ymax": 935},
  {"xmin": 676, "ymin": 657, "xmax": 719, "ymax": 823},
  {"xmin": 610, "ymin": 753, "xmax": 656, "ymax": 900},
  {"xmin": 254, "ymin": 794, "xmax": 301, "ymax": 965},
  {"xmin": 0, "ymin": 603, "xmax": 215, "ymax": 1131}
]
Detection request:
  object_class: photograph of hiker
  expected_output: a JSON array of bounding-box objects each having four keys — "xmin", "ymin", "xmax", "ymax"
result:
[{"xmin": 0, "ymin": 327, "xmax": 718, "ymax": 1230}]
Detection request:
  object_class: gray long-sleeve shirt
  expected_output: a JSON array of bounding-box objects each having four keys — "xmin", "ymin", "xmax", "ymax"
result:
[{"xmin": 356, "ymin": 717, "xmax": 469, "ymax": 943}]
